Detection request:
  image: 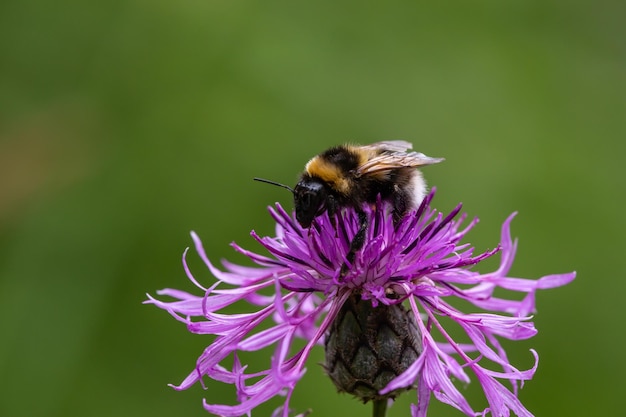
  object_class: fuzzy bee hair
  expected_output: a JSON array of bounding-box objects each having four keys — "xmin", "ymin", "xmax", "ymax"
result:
[{"xmin": 295, "ymin": 141, "xmax": 443, "ymax": 228}]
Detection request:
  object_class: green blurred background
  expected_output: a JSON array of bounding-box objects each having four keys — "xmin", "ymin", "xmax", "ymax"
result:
[{"xmin": 1, "ymin": 1, "xmax": 623, "ymax": 416}]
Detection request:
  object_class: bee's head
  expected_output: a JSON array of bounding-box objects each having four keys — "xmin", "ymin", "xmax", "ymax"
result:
[{"xmin": 294, "ymin": 176, "xmax": 329, "ymax": 228}]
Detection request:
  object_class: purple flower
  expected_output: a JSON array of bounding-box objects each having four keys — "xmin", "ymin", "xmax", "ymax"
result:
[{"xmin": 146, "ymin": 190, "xmax": 575, "ymax": 417}]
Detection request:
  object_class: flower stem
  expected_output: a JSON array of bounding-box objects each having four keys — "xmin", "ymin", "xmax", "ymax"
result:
[{"xmin": 372, "ymin": 399, "xmax": 387, "ymax": 417}]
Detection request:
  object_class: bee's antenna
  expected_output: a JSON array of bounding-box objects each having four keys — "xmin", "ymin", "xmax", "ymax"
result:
[{"xmin": 254, "ymin": 177, "xmax": 294, "ymax": 193}]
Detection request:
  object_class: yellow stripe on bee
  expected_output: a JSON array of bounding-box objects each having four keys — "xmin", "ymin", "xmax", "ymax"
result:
[{"xmin": 305, "ymin": 156, "xmax": 351, "ymax": 194}]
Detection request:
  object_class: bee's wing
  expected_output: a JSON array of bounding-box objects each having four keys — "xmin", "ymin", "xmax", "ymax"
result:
[
  {"xmin": 360, "ymin": 140, "xmax": 414, "ymax": 153},
  {"xmin": 356, "ymin": 150, "xmax": 444, "ymax": 177}
]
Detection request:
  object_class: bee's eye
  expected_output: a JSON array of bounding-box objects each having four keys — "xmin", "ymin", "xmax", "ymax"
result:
[{"xmin": 294, "ymin": 179, "xmax": 327, "ymax": 228}]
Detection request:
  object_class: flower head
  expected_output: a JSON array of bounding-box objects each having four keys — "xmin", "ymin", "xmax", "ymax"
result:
[{"xmin": 146, "ymin": 189, "xmax": 575, "ymax": 417}]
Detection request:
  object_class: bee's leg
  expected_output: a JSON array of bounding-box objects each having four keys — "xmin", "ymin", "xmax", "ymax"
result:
[
  {"xmin": 327, "ymin": 195, "xmax": 339, "ymax": 236},
  {"xmin": 340, "ymin": 209, "xmax": 368, "ymax": 278},
  {"xmin": 392, "ymin": 188, "xmax": 409, "ymax": 226}
]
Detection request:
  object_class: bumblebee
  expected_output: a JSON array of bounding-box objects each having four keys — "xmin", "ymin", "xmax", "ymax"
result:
[
  {"xmin": 293, "ymin": 140, "xmax": 443, "ymax": 228},
  {"xmin": 256, "ymin": 140, "xmax": 443, "ymax": 273}
]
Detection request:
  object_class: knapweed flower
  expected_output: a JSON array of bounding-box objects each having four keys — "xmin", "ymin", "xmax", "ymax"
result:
[{"xmin": 146, "ymin": 189, "xmax": 575, "ymax": 417}]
